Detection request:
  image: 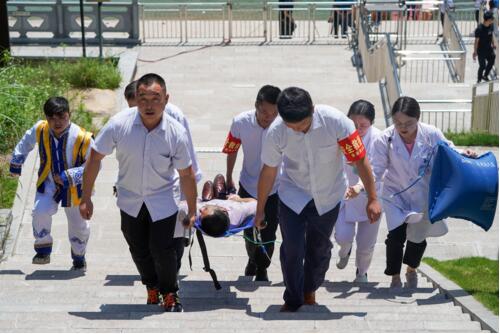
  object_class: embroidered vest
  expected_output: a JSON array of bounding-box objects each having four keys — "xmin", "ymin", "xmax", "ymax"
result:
[{"xmin": 35, "ymin": 121, "xmax": 93, "ymax": 207}]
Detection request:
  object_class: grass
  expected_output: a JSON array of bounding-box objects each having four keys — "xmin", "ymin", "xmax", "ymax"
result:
[
  {"xmin": 445, "ymin": 132, "xmax": 499, "ymax": 147},
  {"xmin": 423, "ymin": 257, "xmax": 499, "ymax": 315},
  {"xmin": 0, "ymin": 161, "xmax": 18, "ymax": 209},
  {"xmin": 0, "ymin": 52, "xmax": 121, "ymax": 208},
  {"xmin": 40, "ymin": 58, "xmax": 121, "ymax": 90}
]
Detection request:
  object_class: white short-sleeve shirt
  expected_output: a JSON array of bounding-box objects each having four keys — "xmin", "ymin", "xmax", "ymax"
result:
[
  {"xmin": 93, "ymin": 108, "xmax": 192, "ymax": 222},
  {"xmin": 261, "ymin": 105, "xmax": 356, "ymax": 215},
  {"xmin": 226, "ymin": 110, "xmax": 279, "ymax": 198}
]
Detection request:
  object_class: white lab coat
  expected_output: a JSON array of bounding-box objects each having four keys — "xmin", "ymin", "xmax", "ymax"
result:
[
  {"xmin": 341, "ymin": 126, "xmax": 383, "ymax": 223},
  {"xmin": 371, "ymin": 122, "xmax": 451, "ymax": 243}
]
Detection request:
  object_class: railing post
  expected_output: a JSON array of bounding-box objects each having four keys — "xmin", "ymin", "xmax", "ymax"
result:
[
  {"xmin": 182, "ymin": 4, "xmax": 187, "ymax": 44},
  {"xmin": 55, "ymin": 0, "xmax": 65, "ymax": 39},
  {"xmin": 310, "ymin": 4, "xmax": 315, "ymax": 43},
  {"xmin": 263, "ymin": 0, "xmax": 267, "ymax": 43},
  {"xmin": 471, "ymin": 85, "xmax": 477, "ymax": 131},
  {"xmin": 268, "ymin": 3, "xmax": 272, "ymax": 43},
  {"xmin": 131, "ymin": 0, "xmax": 140, "ymax": 43},
  {"xmin": 140, "ymin": 4, "xmax": 145, "ymax": 43},
  {"xmin": 227, "ymin": 0, "xmax": 232, "ymax": 43},
  {"xmin": 486, "ymin": 81, "xmax": 493, "ymax": 131}
]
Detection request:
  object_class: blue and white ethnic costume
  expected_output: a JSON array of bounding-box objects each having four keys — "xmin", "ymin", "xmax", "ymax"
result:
[{"xmin": 10, "ymin": 120, "xmax": 93, "ymax": 262}]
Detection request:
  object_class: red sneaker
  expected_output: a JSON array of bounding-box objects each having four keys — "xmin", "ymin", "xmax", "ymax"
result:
[
  {"xmin": 146, "ymin": 287, "xmax": 160, "ymax": 304},
  {"xmin": 162, "ymin": 292, "xmax": 184, "ymax": 312}
]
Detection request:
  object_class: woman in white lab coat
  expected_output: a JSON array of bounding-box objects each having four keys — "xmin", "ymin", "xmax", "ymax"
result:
[
  {"xmin": 333, "ymin": 100, "xmax": 382, "ymax": 283},
  {"xmin": 371, "ymin": 96, "xmax": 475, "ymax": 289}
]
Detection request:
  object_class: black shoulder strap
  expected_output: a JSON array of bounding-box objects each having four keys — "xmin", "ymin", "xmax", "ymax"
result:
[{"xmin": 194, "ymin": 229, "xmax": 222, "ymax": 290}]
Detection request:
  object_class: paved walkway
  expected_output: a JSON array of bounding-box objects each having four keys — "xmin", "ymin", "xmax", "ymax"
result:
[{"xmin": 0, "ymin": 44, "xmax": 497, "ymax": 332}]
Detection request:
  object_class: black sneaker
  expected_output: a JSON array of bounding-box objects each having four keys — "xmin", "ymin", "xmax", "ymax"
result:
[
  {"xmin": 32, "ymin": 253, "xmax": 50, "ymax": 265},
  {"xmin": 255, "ymin": 268, "xmax": 269, "ymax": 282},
  {"xmin": 163, "ymin": 293, "xmax": 183, "ymax": 312},
  {"xmin": 244, "ymin": 260, "xmax": 257, "ymax": 276},
  {"xmin": 71, "ymin": 259, "xmax": 87, "ymax": 272}
]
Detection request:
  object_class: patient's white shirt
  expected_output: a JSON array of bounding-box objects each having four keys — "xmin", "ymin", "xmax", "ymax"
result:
[{"xmin": 175, "ymin": 199, "xmax": 257, "ymax": 237}]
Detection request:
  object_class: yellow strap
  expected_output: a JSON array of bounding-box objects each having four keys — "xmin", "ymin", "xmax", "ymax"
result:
[
  {"xmin": 71, "ymin": 186, "xmax": 81, "ymax": 206},
  {"xmin": 81, "ymin": 132, "xmax": 93, "ymax": 160},
  {"xmin": 36, "ymin": 122, "xmax": 52, "ymax": 188},
  {"xmin": 72, "ymin": 128, "xmax": 86, "ymax": 165},
  {"xmin": 70, "ymin": 127, "xmax": 92, "ymax": 206}
]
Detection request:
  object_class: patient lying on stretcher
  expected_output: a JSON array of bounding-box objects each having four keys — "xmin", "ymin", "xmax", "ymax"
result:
[{"xmin": 177, "ymin": 174, "xmax": 257, "ymax": 237}]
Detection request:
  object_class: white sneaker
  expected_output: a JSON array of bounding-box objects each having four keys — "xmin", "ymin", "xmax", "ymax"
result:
[
  {"xmin": 336, "ymin": 247, "xmax": 351, "ymax": 269},
  {"xmin": 354, "ymin": 273, "xmax": 368, "ymax": 283}
]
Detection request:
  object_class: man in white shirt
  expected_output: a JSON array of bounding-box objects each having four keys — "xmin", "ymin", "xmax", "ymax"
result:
[
  {"xmin": 124, "ymin": 80, "xmax": 203, "ymax": 186},
  {"xmin": 79, "ymin": 73, "xmax": 197, "ymax": 313},
  {"xmin": 223, "ymin": 85, "xmax": 281, "ymax": 282},
  {"xmin": 255, "ymin": 87, "xmax": 382, "ymax": 312}
]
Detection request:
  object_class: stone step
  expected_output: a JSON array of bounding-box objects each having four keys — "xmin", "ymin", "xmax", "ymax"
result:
[
  {"xmin": 0, "ymin": 317, "xmax": 483, "ymax": 333},
  {"xmin": 0, "ymin": 295, "xmax": 456, "ymax": 310}
]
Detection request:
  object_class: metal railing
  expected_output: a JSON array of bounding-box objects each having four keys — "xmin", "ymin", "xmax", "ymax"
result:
[
  {"xmin": 8, "ymin": 0, "xmax": 140, "ymax": 45},
  {"xmin": 393, "ymin": 10, "xmax": 467, "ymax": 84},
  {"xmin": 403, "ymin": 0, "xmax": 441, "ymax": 45},
  {"xmin": 355, "ymin": 5, "xmax": 403, "ymax": 125},
  {"xmin": 228, "ymin": 2, "xmax": 267, "ymax": 42},
  {"xmin": 8, "ymin": 0, "xmax": 480, "ymax": 47},
  {"xmin": 472, "ymin": 81, "xmax": 499, "ymax": 134},
  {"xmin": 452, "ymin": 2, "xmax": 480, "ymax": 42},
  {"xmin": 140, "ymin": 2, "xmax": 227, "ymax": 44},
  {"xmin": 355, "ymin": 4, "xmax": 473, "ymax": 130},
  {"xmin": 442, "ymin": 11, "xmax": 467, "ymax": 82},
  {"xmin": 395, "ymin": 50, "xmax": 466, "ymax": 83},
  {"xmin": 139, "ymin": 1, "xmax": 359, "ymax": 45},
  {"xmin": 418, "ymin": 99, "xmax": 472, "ymax": 132}
]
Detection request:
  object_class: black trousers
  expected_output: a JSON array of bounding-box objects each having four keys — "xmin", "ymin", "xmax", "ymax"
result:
[
  {"xmin": 279, "ymin": 11, "xmax": 294, "ymax": 37},
  {"xmin": 121, "ymin": 204, "xmax": 179, "ymax": 294},
  {"xmin": 280, "ymin": 200, "xmax": 339, "ymax": 307},
  {"xmin": 478, "ymin": 52, "xmax": 496, "ymax": 82},
  {"xmin": 384, "ymin": 223, "xmax": 427, "ymax": 276},
  {"xmin": 333, "ymin": 11, "xmax": 351, "ymax": 36},
  {"xmin": 239, "ymin": 184, "xmax": 279, "ymax": 270}
]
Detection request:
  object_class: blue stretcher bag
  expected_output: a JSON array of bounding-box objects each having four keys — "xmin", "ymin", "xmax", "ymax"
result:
[{"xmin": 428, "ymin": 141, "xmax": 498, "ymax": 231}]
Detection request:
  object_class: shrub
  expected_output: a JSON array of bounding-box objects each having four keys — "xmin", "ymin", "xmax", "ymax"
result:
[{"xmin": 445, "ymin": 132, "xmax": 499, "ymax": 147}]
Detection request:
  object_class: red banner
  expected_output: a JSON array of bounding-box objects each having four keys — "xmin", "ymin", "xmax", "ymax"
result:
[{"xmin": 338, "ymin": 130, "xmax": 366, "ymax": 162}]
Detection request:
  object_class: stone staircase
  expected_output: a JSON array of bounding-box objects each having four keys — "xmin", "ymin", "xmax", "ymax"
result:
[
  {"xmin": 0, "ymin": 152, "xmax": 488, "ymax": 332},
  {"xmin": 0, "ymin": 44, "xmax": 494, "ymax": 332}
]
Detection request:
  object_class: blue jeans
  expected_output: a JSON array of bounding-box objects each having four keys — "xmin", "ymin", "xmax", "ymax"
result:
[{"xmin": 279, "ymin": 200, "xmax": 340, "ymax": 308}]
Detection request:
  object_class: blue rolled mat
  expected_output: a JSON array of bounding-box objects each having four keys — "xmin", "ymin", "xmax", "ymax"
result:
[{"xmin": 428, "ymin": 141, "xmax": 498, "ymax": 231}]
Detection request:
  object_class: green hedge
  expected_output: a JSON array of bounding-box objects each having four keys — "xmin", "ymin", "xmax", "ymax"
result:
[{"xmin": 445, "ymin": 132, "xmax": 499, "ymax": 147}]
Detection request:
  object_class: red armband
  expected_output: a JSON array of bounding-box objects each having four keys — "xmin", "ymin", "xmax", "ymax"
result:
[
  {"xmin": 338, "ymin": 130, "xmax": 366, "ymax": 162},
  {"xmin": 222, "ymin": 132, "xmax": 242, "ymax": 154}
]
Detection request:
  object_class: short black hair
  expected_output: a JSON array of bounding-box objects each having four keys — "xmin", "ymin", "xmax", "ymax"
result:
[
  {"xmin": 200, "ymin": 208, "xmax": 230, "ymax": 237},
  {"xmin": 276, "ymin": 87, "xmax": 314, "ymax": 123},
  {"xmin": 256, "ymin": 85, "xmax": 281, "ymax": 105},
  {"xmin": 391, "ymin": 96, "xmax": 420, "ymax": 120},
  {"xmin": 348, "ymin": 99, "xmax": 375, "ymax": 124},
  {"xmin": 124, "ymin": 80, "xmax": 137, "ymax": 100},
  {"xmin": 43, "ymin": 97, "xmax": 70, "ymax": 117},
  {"xmin": 136, "ymin": 73, "xmax": 166, "ymax": 92},
  {"xmin": 484, "ymin": 11, "xmax": 494, "ymax": 21}
]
